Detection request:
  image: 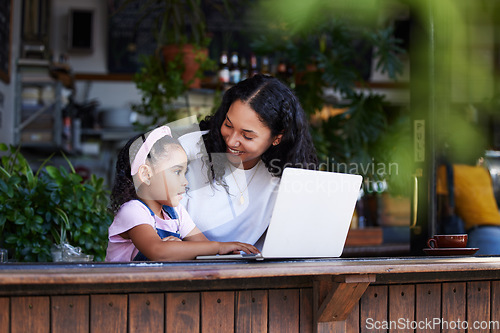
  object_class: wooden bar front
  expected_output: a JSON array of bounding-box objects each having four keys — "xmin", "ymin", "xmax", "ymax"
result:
[{"xmin": 1, "ymin": 257, "xmax": 500, "ymax": 332}]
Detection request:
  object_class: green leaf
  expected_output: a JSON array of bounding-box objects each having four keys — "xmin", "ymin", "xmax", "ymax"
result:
[
  {"xmin": 5, "ymin": 235, "xmax": 18, "ymax": 244},
  {"xmin": 0, "ymin": 166, "xmax": 11, "ymax": 179},
  {"xmin": 0, "ymin": 179, "xmax": 9, "ymax": 195},
  {"xmin": 61, "ymin": 152, "xmax": 76, "ymax": 173},
  {"xmin": 45, "ymin": 165, "xmax": 62, "ymax": 181},
  {"xmin": 54, "ymin": 207, "xmax": 70, "ymax": 230},
  {"xmin": 14, "ymin": 216, "xmax": 27, "ymax": 225}
]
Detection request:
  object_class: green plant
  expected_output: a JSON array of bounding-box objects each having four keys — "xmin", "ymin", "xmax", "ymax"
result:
[
  {"xmin": 251, "ymin": 15, "xmax": 411, "ymax": 194},
  {"xmin": 0, "ymin": 144, "xmax": 112, "ymax": 262},
  {"xmin": 131, "ymin": 53, "xmax": 187, "ymax": 131},
  {"xmin": 117, "ymin": 0, "xmax": 218, "ymax": 130}
]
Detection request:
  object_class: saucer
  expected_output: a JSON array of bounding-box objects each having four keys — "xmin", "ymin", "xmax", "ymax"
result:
[{"xmin": 423, "ymin": 247, "xmax": 479, "ymax": 256}]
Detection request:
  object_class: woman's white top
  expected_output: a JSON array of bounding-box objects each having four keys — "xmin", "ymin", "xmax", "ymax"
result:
[{"xmin": 179, "ymin": 131, "xmax": 280, "ymax": 245}]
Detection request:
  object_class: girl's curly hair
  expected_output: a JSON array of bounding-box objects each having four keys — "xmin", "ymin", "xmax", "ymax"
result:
[
  {"xmin": 199, "ymin": 74, "xmax": 318, "ymax": 185},
  {"xmin": 109, "ymin": 132, "xmax": 183, "ymax": 214}
]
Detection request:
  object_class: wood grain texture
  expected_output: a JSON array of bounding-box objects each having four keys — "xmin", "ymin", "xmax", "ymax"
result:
[
  {"xmin": 128, "ymin": 293, "xmax": 164, "ymax": 332},
  {"xmin": 236, "ymin": 290, "xmax": 268, "ymax": 333},
  {"xmin": 11, "ymin": 296, "xmax": 50, "ymax": 333},
  {"xmin": 442, "ymin": 282, "xmax": 466, "ymax": 333},
  {"xmin": 360, "ymin": 285, "xmax": 388, "ymax": 333},
  {"xmin": 492, "ymin": 281, "xmax": 500, "ymax": 333},
  {"xmin": 416, "ymin": 283, "xmax": 441, "ymax": 333},
  {"xmin": 467, "ymin": 281, "xmax": 490, "ymax": 333},
  {"xmin": 166, "ymin": 292, "xmax": 200, "ymax": 332},
  {"xmin": 314, "ymin": 278, "xmax": 345, "ymax": 333},
  {"xmin": 90, "ymin": 294, "xmax": 127, "ymax": 333},
  {"xmin": 300, "ymin": 288, "xmax": 313, "ymax": 333},
  {"xmin": 201, "ymin": 291, "xmax": 234, "ymax": 332},
  {"xmin": 51, "ymin": 295, "xmax": 89, "ymax": 333},
  {"xmin": 2, "ymin": 257, "xmax": 500, "ymax": 290},
  {"xmin": 316, "ymin": 281, "xmax": 370, "ymax": 322},
  {"xmin": 389, "ymin": 284, "xmax": 415, "ymax": 333},
  {"xmin": 0, "ymin": 297, "xmax": 9, "ymax": 333},
  {"xmin": 269, "ymin": 289, "xmax": 300, "ymax": 332},
  {"xmin": 345, "ymin": 301, "xmax": 360, "ymax": 332}
]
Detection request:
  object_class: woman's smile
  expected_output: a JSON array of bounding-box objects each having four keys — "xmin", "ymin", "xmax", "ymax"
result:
[
  {"xmin": 227, "ymin": 146, "xmax": 244, "ymax": 155},
  {"xmin": 221, "ymin": 99, "xmax": 280, "ymax": 169}
]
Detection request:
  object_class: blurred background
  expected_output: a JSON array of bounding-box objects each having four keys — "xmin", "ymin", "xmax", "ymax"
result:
[{"xmin": 1, "ymin": 0, "xmax": 500, "ymax": 261}]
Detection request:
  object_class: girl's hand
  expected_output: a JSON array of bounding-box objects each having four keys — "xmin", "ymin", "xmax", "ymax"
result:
[
  {"xmin": 217, "ymin": 242, "xmax": 260, "ymax": 255},
  {"xmin": 162, "ymin": 236, "xmax": 181, "ymax": 242}
]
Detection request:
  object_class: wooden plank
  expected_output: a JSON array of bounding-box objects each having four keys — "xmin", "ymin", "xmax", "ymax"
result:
[
  {"xmin": 166, "ymin": 292, "xmax": 200, "ymax": 332},
  {"xmin": 492, "ymin": 281, "xmax": 500, "ymax": 333},
  {"xmin": 235, "ymin": 290, "xmax": 268, "ymax": 333},
  {"xmin": 51, "ymin": 295, "xmax": 89, "ymax": 333},
  {"xmin": 11, "ymin": 296, "xmax": 50, "ymax": 333},
  {"xmin": 360, "ymin": 285, "xmax": 388, "ymax": 333},
  {"xmin": 416, "ymin": 283, "xmax": 441, "ymax": 333},
  {"xmin": 313, "ymin": 275, "xmax": 374, "ymax": 332},
  {"xmin": 389, "ymin": 284, "xmax": 415, "ymax": 333},
  {"xmin": 442, "ymin": 282, "xmax": 466, "ymax": 333},
  {"xmin": 345, "ymin": 227, "xmax": 383, "ymax": 247},
  {"xmin": 317, "ymin": 280, "xmax": 371, "ymax": 322},
  {"xmin": 317, "ymin": 320, "xmax": 345, "ymax": 333},
  {"xmin": 0, "ymin": 297, "xmax": 9, "ymax": 333},
  {"xmin": 314, "ymin": 278, "xmax": 346, "ymax": 333},
  {"xmin": 201, "ymin": 291, "xmax": 234, "ymax": 332},
  {"xmin": 90, "ymin": 294, "xmax": 127, "ymax": 333},
  {"xmin": 269, "ymin": 289, "xmax": 300, "ymax": 332},
  {"xmin": 3, "ymin": 257, "xmax": 500, "ymax": 291},
  {"xmin": 128, "ymin": 293, "xmax": 164, "ymax": 332},
  {"xmin": 300, "ymin": 288, "xmax": 313, "ymax": 333},
  {"xmin": 345, "ymin": 300, "xmax": 360, "ymax": 332},
  {"xmin": 74, "ymin": 73, "xmax": 133, "ymax": 81},
  {"xmin": 467, "ymin": 281, "xmax": 490, "ymax": 333}
]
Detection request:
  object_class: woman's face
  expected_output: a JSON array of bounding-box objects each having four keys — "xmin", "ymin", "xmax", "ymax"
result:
[{"xmin": 220, "ymin": 99, "xmax": 281, "ymax": 169}]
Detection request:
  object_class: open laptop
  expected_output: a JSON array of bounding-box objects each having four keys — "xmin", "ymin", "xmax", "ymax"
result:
[{"xmin": 196, "ymin": 167, "xmax": 362, "ymax": 260}]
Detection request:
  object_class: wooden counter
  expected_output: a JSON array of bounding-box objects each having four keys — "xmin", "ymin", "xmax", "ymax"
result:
[{"xmin": 1, "ymin": 256, "xmax": 500, "ymax": 332}]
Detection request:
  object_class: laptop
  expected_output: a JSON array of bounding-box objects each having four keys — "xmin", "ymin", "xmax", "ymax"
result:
[{"xmin": 196, "ymin": 167, "xmax": 363, "ymax": 260}]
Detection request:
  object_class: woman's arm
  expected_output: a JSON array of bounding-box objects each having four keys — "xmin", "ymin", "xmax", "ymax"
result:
[
  {"xmin": 126, "ymin": 224, "xmax": 259, "ymax": 261},
  {"xmin": 183, "ymin": 226, "xmax": 209, "ymax": 241}
]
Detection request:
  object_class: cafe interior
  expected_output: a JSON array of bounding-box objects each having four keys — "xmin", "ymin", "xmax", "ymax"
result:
[
  {"xmin": 1, "ymin": 0, "xmax": 500, "ymax": 262},
  {"xmin": 2, "ymin": 1, "xmax": 500, "ymax": 332}
]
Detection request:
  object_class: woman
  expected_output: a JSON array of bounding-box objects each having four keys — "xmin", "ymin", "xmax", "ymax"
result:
[{"xmin": 179, "ymin": 74, "xmax": 318, "ymax": 246}]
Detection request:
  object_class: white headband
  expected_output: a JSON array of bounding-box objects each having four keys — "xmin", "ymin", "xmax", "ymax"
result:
[{"xmin": 130, "ymin": 125, "xmax": 172, "ymax": 176}]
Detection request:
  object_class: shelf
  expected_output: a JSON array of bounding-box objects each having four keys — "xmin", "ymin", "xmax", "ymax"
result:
[
  {"xmin": 74, "ymin": 73, "xmax": 133, "ymax": 81},
  {"xmin": 81, "ymin": 128, "xmax": 139, "ymax": 141},
  {"xmin": 72, "ymin": 72, "xmax": 410, "ymax": 91},
  {"xmin": 14, "ymin": 63, "xmax": 63, "ymax": 148},
  {"xmin": 344, "ymin": 227, "xmax": 383, "ymax": 247}
]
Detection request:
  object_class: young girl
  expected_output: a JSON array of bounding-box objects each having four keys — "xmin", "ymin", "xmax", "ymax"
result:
[{"xmin": 105, "ymin": 125, "xmax": 259, "ymax": 261}]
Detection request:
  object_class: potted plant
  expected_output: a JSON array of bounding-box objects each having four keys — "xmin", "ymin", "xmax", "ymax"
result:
[
  {"xmin": 131, "ymin": 52, "xmax": 188, "ymax": 131},
  {"xmin": 117, "ymin": 0, "xmax": 214, "ymax": 89},
  {"xmin": 0, "ymin": 144, "xmax": 112, "ymax": 262}
]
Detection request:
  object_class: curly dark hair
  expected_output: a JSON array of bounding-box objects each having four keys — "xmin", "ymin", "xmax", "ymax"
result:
[
  {"xmin": 199, "ymin": 74, "xmax": 318, "ymax": 184},
  {"xmin": 109, "ymin": 132, "xmax": 183, "ymax": 214}
]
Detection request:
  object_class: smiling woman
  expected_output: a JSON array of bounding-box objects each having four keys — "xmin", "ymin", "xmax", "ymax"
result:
[{"xmin": 178, "ymin": 74, "xmax": 318, "ymax": 246}]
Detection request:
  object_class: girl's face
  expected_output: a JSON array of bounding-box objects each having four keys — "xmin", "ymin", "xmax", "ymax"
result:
[
  {"xmin": 220, "ymin": 99, "xmax": 281, "ymax": 169},
  {"xmin": 148, "ymin": 146, "xmax": 188, "ymax": 207}
]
